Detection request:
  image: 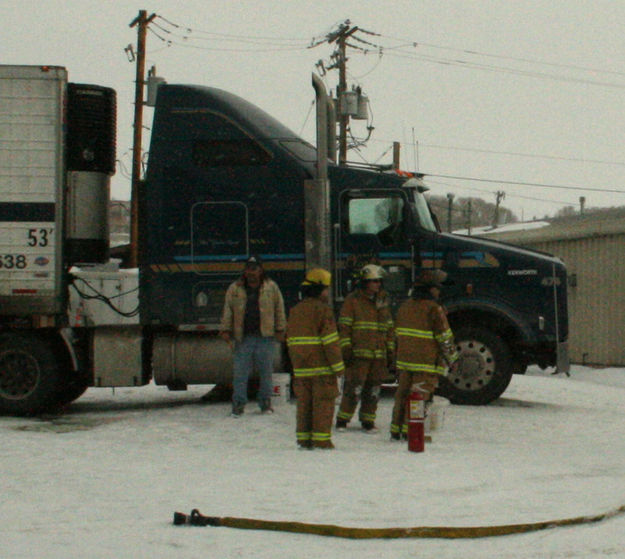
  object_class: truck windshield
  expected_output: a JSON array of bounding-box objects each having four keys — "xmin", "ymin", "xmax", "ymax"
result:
[
  {"xmin": 410, "ymin": 188, "xmax": 438, "ymax": 232},
  {"xmin": 348, "ymin": 196, "xmax": 404, "ymax": 237}
]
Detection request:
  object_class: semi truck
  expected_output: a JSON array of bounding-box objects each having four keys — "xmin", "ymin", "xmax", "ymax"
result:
[{"xmin": 0, "ymin": 64, "xmax": 569, "ymax": 415}]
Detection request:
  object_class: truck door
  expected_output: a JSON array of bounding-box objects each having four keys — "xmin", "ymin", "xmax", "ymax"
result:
[
  {"xmin": 335, "ymin": 189, "xmax": 414, "ymax": 307},
  {"xmin": 189, "ymin": 201, "xmax": 249, "ymax": 323}
]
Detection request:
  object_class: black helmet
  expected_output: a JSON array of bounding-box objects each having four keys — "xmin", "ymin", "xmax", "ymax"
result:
[
  {"xmin": 245, "ymin": 255, "xmax": 263, "ymax": 269},
  {"xmin": 414, "ymin": 269, "xmax": 448, "ymax": 288}
]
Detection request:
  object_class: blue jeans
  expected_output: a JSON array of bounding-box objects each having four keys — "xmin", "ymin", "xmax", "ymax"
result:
[{"xmin": 232, "ymin": 335, "xmax": 275, "ymax": 408}]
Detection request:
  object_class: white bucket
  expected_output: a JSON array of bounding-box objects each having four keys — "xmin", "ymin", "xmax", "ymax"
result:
[
  {"xmin": 424, "ymin": 396, "xmax": 450, "ymax": 432},
  {"xmin": 272, "ymin": 373, "xmax": 291, "ymax": 404}
]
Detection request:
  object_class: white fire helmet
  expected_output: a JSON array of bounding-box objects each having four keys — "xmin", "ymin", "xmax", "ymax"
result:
[{"xmin": 360, "ymin": 264, "xmax": 386, "ymax": 281}]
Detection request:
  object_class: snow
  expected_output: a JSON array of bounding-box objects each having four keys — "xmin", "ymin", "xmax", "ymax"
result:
[
  {"xmin": 3, "ymin": 365, "xmax": 625, "ymax": 558},
  {"xmin": 453, "ymin": 221, "xmax": 550, "ymax": 236}
]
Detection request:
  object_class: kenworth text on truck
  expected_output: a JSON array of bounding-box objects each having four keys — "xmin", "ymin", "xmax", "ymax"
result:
[{"xmin": 0, "ymin": 65, "xmax": 569, "ymax": 415}]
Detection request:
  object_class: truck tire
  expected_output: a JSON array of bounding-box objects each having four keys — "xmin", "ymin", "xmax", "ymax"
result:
[
  {"xmin": 437, "ymin": 326, "xmax": 513, "ymax": 405},
  {"xmin": 0, "ymin": 333, "xmax": 62, "ymax": 416},
  {"xmin": 56, "ymin": 377, "xmax": 89, "ymax": 407}
]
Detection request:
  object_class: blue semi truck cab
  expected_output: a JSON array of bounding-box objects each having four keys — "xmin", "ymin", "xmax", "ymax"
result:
[{"xmin": 141, "ymin": 83, "xmax": 569, "ymax": 405}]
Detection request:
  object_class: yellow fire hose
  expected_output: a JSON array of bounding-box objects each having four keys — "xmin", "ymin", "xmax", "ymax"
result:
[{"xmin": 173, "ymin": 504, "xmax": 625, "ymax": 539}]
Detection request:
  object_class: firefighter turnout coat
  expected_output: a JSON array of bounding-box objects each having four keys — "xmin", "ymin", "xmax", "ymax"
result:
[
  {"xmin": 286, "ymin": 297, "xmax": 345, "ymax": 448},
  {"xmin": 336, "ymin": 288, "xmax": 394, "ymax": 426},
  {"xmin": 390, "ymin": 296, "xmax": 458, "ymax": 437},
  {"xmin": 395, "ymin": 297, "xmax": 457, "ymax": 376},
  {"xmin": 338, "ymin": 289, "xmax": 395, "ymax": 363}
]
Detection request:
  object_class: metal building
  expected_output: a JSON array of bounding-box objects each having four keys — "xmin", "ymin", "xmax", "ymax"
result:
[{"xmin": 478, "ymin": 211, "xmax": 625, "ymax": 366}]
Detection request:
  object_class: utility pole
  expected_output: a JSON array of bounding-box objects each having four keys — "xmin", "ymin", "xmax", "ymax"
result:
[
  {"xmin": 128, "ymin": 9, "xmax": 156, "ymax": 267},
  {"xmin": 392, "ymin": 141, "xmax": 400, "ymax": 170},
  {"xmin": 327, "ymin": 23, "xmax": 358, "ymax": 165},
  {"xmin": 465, "ymin": 199, "xmax": 473, "ymax": 235},
  {"xmin": 446, "ymin": 193, "xmax": 455, "ymax": 232},
  {"xmin": 493, "ymin": 190, "xmax": 505, "ymax": 228}
]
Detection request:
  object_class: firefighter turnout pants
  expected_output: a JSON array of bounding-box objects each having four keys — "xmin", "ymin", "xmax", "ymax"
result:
[
  {"xmin": 337, "ymin": 358, "xmax": 387, "ymax": 426},
  {"xmin": 390, "ymin": 371, "xmax": 440, "ymax": 438},
  {"xmin": 294, "ymin": 375, "xmax": 339, "ymax": 448}
]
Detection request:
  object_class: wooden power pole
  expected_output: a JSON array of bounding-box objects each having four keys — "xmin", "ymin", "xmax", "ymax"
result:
[
  {"xmin": 327, "ymin": 23, "xmax": 358, "ymax": 166},
  {"xmin": 128, "ymin": 10, "xmax": 156, "ymax": 267}
]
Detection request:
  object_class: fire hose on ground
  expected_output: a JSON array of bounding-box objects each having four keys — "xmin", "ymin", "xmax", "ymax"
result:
[{"xmin": 172, "ymin": 504, "xmax": 625, "ymax": 539}]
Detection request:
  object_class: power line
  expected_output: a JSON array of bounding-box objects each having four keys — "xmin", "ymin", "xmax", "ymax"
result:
[
  {"xmin": 155, "ymin": 14, "xmax": 307, "ymax": 43},
  {"xmin": 376, "ymin": 34, "xmax": 625, "ymax": 79},
  {"xmin": 147, "ymin": 26, "xmax": 309, "ymax": 53},
  {"xmin": 426, "ymin": 173, "xmax": 625, "ymax": 195},
  {"xmin": 426, "ymin": 179, "xmax": 575, "ymax": 207},
  {"xmin": 366, "ymin": 137, "xmax": 625, "ymax": 168},
  {"xmin": 335, "ymin": 27, "xmax": 625, "ymax": 88},
  {"xmin": 380, "ymin": 49, "xmax": 625, "ymax": 89}
]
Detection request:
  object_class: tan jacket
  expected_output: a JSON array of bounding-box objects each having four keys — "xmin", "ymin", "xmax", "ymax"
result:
[
  {"xmin": 395, "ymin": 297, "xmax": 458, "ymax": 375},
  {"xmin": 220, "ymin": 278, "xmax": 286, "ymax": 342},
  {"xmin": 338, "ymin": 289, "xmax": 394, "ymax": 362},
  {"xmin": 286, "ymin": 298, "xmax": 345, "ymax": 377}
]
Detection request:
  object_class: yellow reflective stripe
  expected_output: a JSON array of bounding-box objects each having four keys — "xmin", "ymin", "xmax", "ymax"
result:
[
  {"xmin": 287, "ymin": 336, "xmax": 322, "ymax": 346},
  {"xmin": 321, "ymin": 332, "xmax": 339, "ymax": 344},
  {"xmin": 330, "ymin": 361, "xmax": 345, "ymax": 373},
  {"xmin": 312, "ymin": 432, "xmax": 332, "ymax": 441},
  {"xmin": 352, "ymin": 321, "xmax": 387, "ymax": 331},
  {"xmin": 338, "ymin": 317, "xmax": 353, "ymax": 325},
  {"xmin": 396, "ymin": 327, "xmax": 435, "ymax": 339},
  {"xmin": 293, "ymin": 367, "xmax": 335, "ymax": 377},
  {"xmin": 396, "ymin": 360, "xmax": 446, "ymax": 374},
  {"xmin": 353, "ymin": 349, "xmax": 386, "ymax": 359},
  {"xmin": 339, "ymin": 338, "xmax": 352, "ymax": 347},
  {"xmin": 296, "ymin": 432, "xmax": 312, "ymax": 441},
  {"xmin": 337, "ymin": 410, "xmax": 352, "ymax": 421},
  {"xmin": 360, "ymin": 412, "xmax": 376, "ymax": 421},
  {"xmin": 390, "ymin": 423, "xmax": 401, "ymax": 434},
  {"xmin": 435, "ymin": 329, "xmax": 454, "ymax": 342}
]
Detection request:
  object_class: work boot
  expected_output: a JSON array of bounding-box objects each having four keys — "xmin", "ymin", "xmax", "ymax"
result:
[
  {"xmin": 231, "ymin": 404, "xmax": 244, "ymax": 417},
  {"xmin": 335, "ymin": 419, "xmax": 347, "ymax": 432},
  {"xmin": 313, "ymin": 441, "xmax": 335, "ymax": 449},
  {"xmin": 297, "ymin": 441, "xmax": 313, "ymax": 450},
  {"xmin": 259, "ymin": 399, "xmax": 274, "ymax": 414},
  {"xmin": 390, "ymin": 432, "xmax": 401, "ymax": 441},
  {"xmin": 361, "ymin": 421, "xmax": 378, "ymax": 433}
]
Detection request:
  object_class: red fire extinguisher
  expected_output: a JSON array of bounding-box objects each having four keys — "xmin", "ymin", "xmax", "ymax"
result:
[{"xmin": 407, "ymin": 385, "xmax": 425, "ymax": 452}]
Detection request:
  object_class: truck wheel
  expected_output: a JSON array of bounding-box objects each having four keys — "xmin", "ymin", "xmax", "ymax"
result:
[
  {"xmin": 437, "ymin": 326, "xmax": 513, "ymax": 405},
  {"xmin": 0, "ymin": 333, "xmax": 61, "ymax": 416}
]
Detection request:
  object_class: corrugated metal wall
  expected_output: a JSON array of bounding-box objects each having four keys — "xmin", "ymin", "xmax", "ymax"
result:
[{"xmin": 518, "ymin": 234, "xmax": 625, "ymax": 366}]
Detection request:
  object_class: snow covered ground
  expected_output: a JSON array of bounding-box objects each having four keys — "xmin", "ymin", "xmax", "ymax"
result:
[{"xmin": 2, "ymin": 365, "xmax": 625, "ymax": 558}]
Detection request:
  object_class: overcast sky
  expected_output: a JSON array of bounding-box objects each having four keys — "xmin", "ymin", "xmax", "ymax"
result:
[{"xmin": 3, "ymin": 0, "xmax": 625, "ymax": 220}]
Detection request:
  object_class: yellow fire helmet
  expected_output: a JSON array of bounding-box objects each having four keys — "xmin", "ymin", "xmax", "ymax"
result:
[
  {"xmin": 302, "ymin": 268, "xmax": 332, "ymax": 287},
  {"xmin": 360, "ymin": 264, "xmax": 386, "ymax": 281}
]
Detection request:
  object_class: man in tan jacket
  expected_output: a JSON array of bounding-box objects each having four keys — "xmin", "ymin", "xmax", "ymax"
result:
[
  {"xmin": 286, "ymin": 269, "xmax": 345, "ymax": 449},
  {"xmin": 390, "ymin": 269, "xmax": 459, "ymax": 440},
  {"xmin": 220, "ymin": 255, "xmax": 286, "ymax": 417},
  {"xmin": 336, "ymin": 264, "xmax": 394, "ymax": 433}
]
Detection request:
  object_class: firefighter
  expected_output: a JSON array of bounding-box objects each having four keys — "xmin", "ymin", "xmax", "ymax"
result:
[
  {"xmin": 336, "ymin": 264, "xmax": 394, "ymax": 433},
  {"xmin": 286, "ymin": 269, "xmax": 345, "ymax": 449},
  {"xmin": 390, "ymin": 269, "xmax": 459, "ymax": 440}
]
